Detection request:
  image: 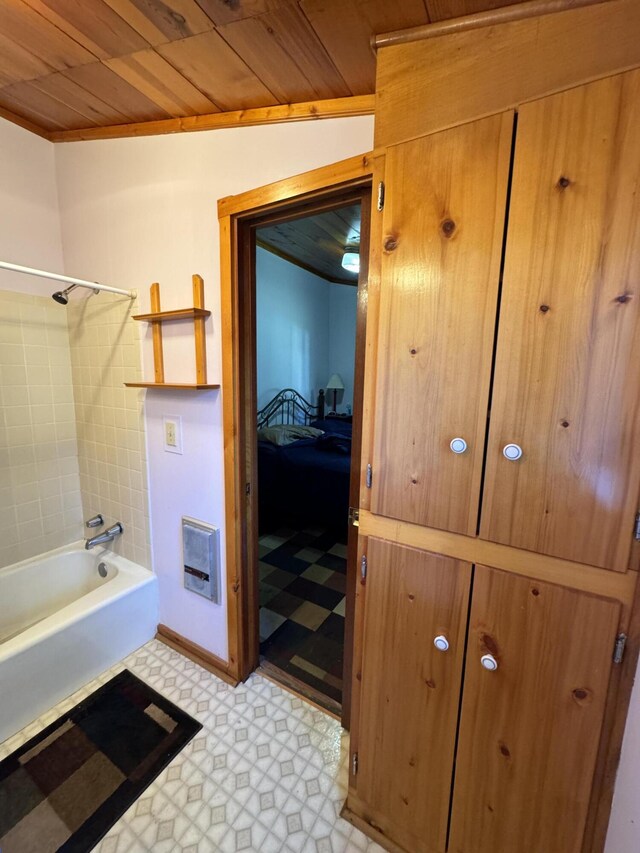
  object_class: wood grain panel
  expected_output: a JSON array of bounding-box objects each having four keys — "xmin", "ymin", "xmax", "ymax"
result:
[
  {"xmin": 22, "ymin": 0, "xmax": 149, "ymax": 58},
  {"xmin": 194, "ymin": 0, "xmax": 295, "ymax": 26},
  {"xmin": 0, "ymin": 0, "xmax": 94, "ymax": 71},
  {"xmin": 218, "ymin": 5, "xmax": 350, "ymax": 103},
  {"xmin": 106, "ymin": 49, "xmax": 218, "ymax": 116},
  {"xmin": 301, "ymin": 0, "xmax": 430, "ymax": 95},
  {"xmin": 0, "ymin": 31, "xmax": 55, "ymax": 87},
  {"xmin": 0, "ymin": 80, "xmax": 96, "ymax": 130},
  {"xmin": 102, "ymin": 0, "xmax": 216, "ymax": 44},
  {"xmin": 61, "ymin": 62, "xmax": 172, "ymax": 122},
  {"xmin": 425, "ymin": 0, "xmax": 512, "ymax": 21},
  {"xmin": 370, "ymin": 112, "xmax": 513, "ymax": 535},
  {"xmin": 157, "ymin": 29, "xmax": 278, "ymax": 110},
  {"xmin": 30, "ymin": 71, "xmax": 131, "ymax": 125},
  {"xmin": 350, "ymin": 538, "xmax": 471, "ymax": 853},
  {"xmin": 375, "ymin": 0, "xmax": 640, "ymax": 148},
  {"xmin": 449, "ymin": 566, "xmax": 620, "ymax": 853},
  {"xmin": 481, "ymin": 71, "xmax": 640, "ymax": 572}
]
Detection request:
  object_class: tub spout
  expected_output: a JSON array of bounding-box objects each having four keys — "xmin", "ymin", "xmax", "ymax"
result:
[{"xmin": 85, "ymin": 522, "xmax": 123, "ymax": 550}]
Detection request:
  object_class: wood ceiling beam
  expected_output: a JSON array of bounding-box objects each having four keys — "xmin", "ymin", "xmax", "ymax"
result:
[{"xmin": 46, "ymin": 95, "xmax": 375, "ymax": 142}]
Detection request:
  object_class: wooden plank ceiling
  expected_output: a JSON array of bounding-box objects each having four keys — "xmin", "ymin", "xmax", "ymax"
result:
[
  {"xmin": 0, "ymin": 0, "xmax": 517, "ymax": 140},
  {"xmin": 258, "ymin": 202, "xmax": 361, "ymax": 284}
]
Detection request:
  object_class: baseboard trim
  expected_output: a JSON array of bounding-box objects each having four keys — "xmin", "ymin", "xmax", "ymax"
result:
[{"xmin": 155, "ymin": 624, "xmax": 239, "ymax": 687}]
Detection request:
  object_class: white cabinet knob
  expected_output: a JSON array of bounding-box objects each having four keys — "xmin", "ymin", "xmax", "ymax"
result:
[
  {"xmin": 503, "ymin": 443, "xmax": 523, "ymax": 461},
  {"xmin": 450, "ymin": 438, "xmax": 467, "ymax": 454},
  {"xmin": 481, "ymin": 654, "xmax": 498, "ymax": 671},
  {"xmin": 434, "ymin": 635, "xmax": 449, "ymax": 652}
]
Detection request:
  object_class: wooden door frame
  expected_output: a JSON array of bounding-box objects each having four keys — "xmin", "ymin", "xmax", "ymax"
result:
[{"xmin": 218, "ymin": 153, "xmax": 381, "ymax": 721}]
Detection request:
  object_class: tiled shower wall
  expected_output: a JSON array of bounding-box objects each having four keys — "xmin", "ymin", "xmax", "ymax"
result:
[
  {"xmin": 0, "ymin": 291, "xmax": 83, "ymax": 567},
  {"xmin": 67, "ymin": 293, "xmax": 150, "ymax": 568}
]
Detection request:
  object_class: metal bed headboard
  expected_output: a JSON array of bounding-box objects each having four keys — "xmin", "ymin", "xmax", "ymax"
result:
[{"xmin": 257, "ymin": 388, "xmax": 325, "ymax": 429}]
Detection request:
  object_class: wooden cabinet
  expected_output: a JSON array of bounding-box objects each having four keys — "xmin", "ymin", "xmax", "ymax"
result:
[
  {"xmin": 349, "ymin": 538, "xmax": 471, "ymax": 853},
  {"xmin": 369, "ymin": 113, "xmax": 513, "ymax": 535},
  {"xmin": 349, "ymin": 542, "xmax": 623, "ymax": 853},
  {"xmin": 366, "ymin": 70, "xmax": 640, "ymax": 570},
  {"xmin": 479, "ymin": 71, "xmax": 640, "ymax": 571},
  {"xmin": 348, "ymin": 35, "xmax": 640, "ymax": 853},
  {"xmin": 449, "ymin": 567, "xmax": 620, "ymax": 853}
]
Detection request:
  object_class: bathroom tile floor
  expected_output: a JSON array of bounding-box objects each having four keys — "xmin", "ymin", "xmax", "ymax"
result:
[{"xmin": 0, "ymin": 639, "xmax": 383, "ymax": 853}]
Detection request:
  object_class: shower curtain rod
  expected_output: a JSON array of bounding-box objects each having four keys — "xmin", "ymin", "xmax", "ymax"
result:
[{"xmin": 0, "ymin": 260, "xmax": 136, "ymax": 299}]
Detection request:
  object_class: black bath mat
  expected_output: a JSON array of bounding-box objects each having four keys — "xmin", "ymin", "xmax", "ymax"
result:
[{"xmin": 0, "ymin": 669, "xmax": 201, "ymax": 853}]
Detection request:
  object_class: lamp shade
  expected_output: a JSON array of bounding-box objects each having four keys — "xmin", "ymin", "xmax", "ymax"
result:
[{"xmin": 326, "ymin": 373, "xmax": 344, "ymax": 391}]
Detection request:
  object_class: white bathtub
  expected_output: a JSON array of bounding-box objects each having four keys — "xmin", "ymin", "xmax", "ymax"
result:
[{"xmin": 0, "ymin": 541, "xmax": 158, "ymax": 744}]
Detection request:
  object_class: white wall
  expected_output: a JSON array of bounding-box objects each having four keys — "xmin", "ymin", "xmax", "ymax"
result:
[
  {"xmin": 256, "ymin": 248, "xmax": 358, "ymax": 414},
  {"xmin": 256, "ymin": 247, "xmax": 330, "ymax": 411},
  {"xmin": 54, "ymin": 116, "xmax": 374, "ymax": 659},
  {"xmin": 328, "ymin": 283, "xmax": 358, "ymax": 412},
  {"xmin": 0, "ymin": 120, "xmax": 63, "ymax": 296}
]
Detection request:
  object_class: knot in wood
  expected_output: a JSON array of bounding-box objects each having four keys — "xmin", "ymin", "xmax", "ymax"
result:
[
  {"xmin": 481, "ymin": 633, "xmax": 499, "ymax": 656},
  {"xmin": 572, "ymin": 687, "xmax": 592, "ymax": 704},
  {"xmin": 616, "ymin": 293, "xmax": 632, "ymax": 304},
  {"xmin": 539, "ymin": 304, "xmax": 550, "ymax": 313},
  {"xmin": 383, "ymin": 235, "xmax": 399, "ymax": 252},
  {"xmin": 441, "ymin": 218, "xmax": 456, "ymax": 238},
  {"xmin": 557, "ymin": 176, "xmax": 571, "ymax": 189},
  {"xmin": 561, "ymin": 420, "xmax": 570, "ymax": 428}
]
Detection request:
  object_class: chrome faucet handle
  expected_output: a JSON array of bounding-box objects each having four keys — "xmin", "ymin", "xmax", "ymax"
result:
[
  {"xmin": 106, "ymin": 522, "xmax": 124, "ymax": 536},
  {"xmin": 86, "ymin": 514, "xmax": 104, "ymax": 528}
]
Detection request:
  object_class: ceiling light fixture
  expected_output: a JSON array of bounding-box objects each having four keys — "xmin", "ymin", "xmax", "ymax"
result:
[{"xmin": 341, "ymin": 248, "xmax": 360, "ymax": 274}]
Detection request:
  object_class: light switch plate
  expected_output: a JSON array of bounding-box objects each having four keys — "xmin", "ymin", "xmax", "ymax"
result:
[{"xmin": 163, "ymin": 414, "xmax": 182, "ymax": 454}]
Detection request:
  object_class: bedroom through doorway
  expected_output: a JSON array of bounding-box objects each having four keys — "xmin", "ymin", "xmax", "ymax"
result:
[{"xmin": 253, "ymin": 198, "xmax": 368, "ymax": 716}]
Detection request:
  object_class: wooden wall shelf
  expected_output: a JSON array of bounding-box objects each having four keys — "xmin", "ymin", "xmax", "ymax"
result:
[
  {"xmin": 124, "ymin": 382, "xmax": 219, "ymax": 390},
  {"xmin": 126, "ymin": 276, "xmax": 217, "ymax": 390},
  {"xmin": 132, "ymin": 307, "xmax": 210, "ymax": 322}
]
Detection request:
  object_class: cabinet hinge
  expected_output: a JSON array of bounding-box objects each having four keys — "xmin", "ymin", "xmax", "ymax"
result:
[
  {"xmin": 361, "ymin": 554, "xmax": 367, "ymax": 581},
  {"xmin": 348, "ymin": 507, "xmax": 360, "ymax": 527},
  {"xmin": 352, "ymin": 752, "xmax": 358, "ymax": 775},
  {"xmin": 634, "ymin": 512, "xmax": 640, "ymax": 541},
  {"xmin": 366, "ymin": 463, "xmax": 372, "ymax": 489},
  {"xmin": 614, "ymin": 633, "xmax": 627, "ymax": 665},
  {"xmin": 377, "ymin": 181, "xmax": 385, "ymax": 211},
  {"xmin": 245, "ymin": 482, "xmax": 251, "ymax": 495}
]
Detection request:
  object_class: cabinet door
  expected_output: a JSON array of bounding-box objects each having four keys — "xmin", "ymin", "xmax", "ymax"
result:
[
  {"xmin": 480, "ymin": 71, "xmax": 640, "ymax": 570},
  {"xmin": 449, "ymin": 567, "xmax": 620, "ymax": 853},
  {"xmin": 369, "ymin": 112, "xmax": 513, "ymax": 534},
  {"xmin": 349, "ymin": 538, "xmax": 471, "ymax": 853}
]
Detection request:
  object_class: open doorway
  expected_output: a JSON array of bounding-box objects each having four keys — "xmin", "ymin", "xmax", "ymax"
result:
[
  {"xmin": 254, "ymin": 202, "xmax": 363, "ymax": 714},
  {"xmin": 223, "ymin": 172, "xmax": 373, "ymax": 724}
]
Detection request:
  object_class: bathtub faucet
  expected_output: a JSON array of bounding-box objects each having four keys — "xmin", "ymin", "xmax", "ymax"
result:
[{"xmin": 85, "ymin": 522, "xmax": 124, "ymax": 550}]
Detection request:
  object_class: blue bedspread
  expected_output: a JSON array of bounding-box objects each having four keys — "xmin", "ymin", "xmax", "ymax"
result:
[{"xmin": 257, "ymin": 419, "xmax": 352, "ymax": 533}]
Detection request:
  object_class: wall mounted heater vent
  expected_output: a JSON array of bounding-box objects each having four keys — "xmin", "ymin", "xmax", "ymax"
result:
[{"xmin": 182, "ymin": 517, "xmax": 220, "ymax": 603}]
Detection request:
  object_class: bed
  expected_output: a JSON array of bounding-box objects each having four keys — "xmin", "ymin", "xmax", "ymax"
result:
[{"xmin": 256, "ymin": 388, "xmax": 352, "ymax": 534}]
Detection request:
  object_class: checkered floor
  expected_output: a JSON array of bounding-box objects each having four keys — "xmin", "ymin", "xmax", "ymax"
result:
[{"xmin": 258, "ymin": 528, "xmax": 347, "ymax": 706}]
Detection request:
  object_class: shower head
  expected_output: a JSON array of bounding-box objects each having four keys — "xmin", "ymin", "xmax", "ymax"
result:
[{"xmin": 51, "ymin": 284, "xmax": 78, "ymax": 305}]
